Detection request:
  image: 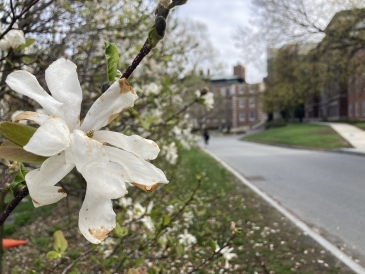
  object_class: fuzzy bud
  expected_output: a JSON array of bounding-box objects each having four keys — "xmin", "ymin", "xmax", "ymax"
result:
[
  {"xmin": 158, "ymin": 0, "xmax": 170, "ymax": 8},
  {"xmin": 200, "ymin": 87, "xmax": 209, "ymax": 95}
]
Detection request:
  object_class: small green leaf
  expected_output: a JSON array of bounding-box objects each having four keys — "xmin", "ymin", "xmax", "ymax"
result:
[
  {"xmin": 8, "ymin": 162, "xmax": 27, "ymax": 191},
  {"xmin": 176, "ymin": 244, "xmax": 183, "ymax": 256},
  {"xmin": 209, "ymin": 239, "xmax": 217, "ymax": 251},
  {"xmin": 21, "ymin": 56, "xmax": 32, "ymax": 63},
  {"xmin": 63, "ymin": 3, "xmax": 74, "ymax": 12},
  {"xmin": 162, "ymin": 215, "xmax": 171, "ymax": 226},
  {"xmin": 113, "ymin": 223, "xmax": 129, "ymax": 238},
  {"xmin": 0, "ymin": 140, "xmax": 46, "ymax": 163},
  {"xmin": 0, "ymin": 122, "xmax": 36, "ymax": 147},
  {"xmin": 132, "ymin": 258, "xmax": 145, "ymax": 267},
  {"xmin": 18, "ymin": 38, "xmax": 36, "ymax": 50},
  {"xmin": 53, "ymin": 230, "xmax": 68, "ymax": 253},
  {"xmin": 104, "ymin": 42, "xmax": 119, "ymax": 82},
  {"xmin": 46, "ymin": 251, "xmax": 61, "ymax": 259}
]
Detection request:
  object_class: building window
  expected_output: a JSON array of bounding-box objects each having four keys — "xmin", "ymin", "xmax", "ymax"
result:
[
  {"xmin": 355, "ymin": 75, "xmax": 359, "ymax": 93},
  {"xmin": 213, "ymin": 118, "xmax": 218, "ymax": 122},
  {"xmin": 239, "ymin": 85, "xmax": 245, "ymax": 94},
  {"xmin": 221, "ymin": 88, "xmax": 226, "ymax": 96},
  {"xmin": 221, "ymin": 118, "xmax": 226, "ymax": 123},
  {"xmin": 355, "ymin": 102, "xmax": 359, "ymax": 117},
  {"xmin": 249, "ymin": 111, "xmax": 255, "ymax": 121},
  {"xmin": 239, "ymin": 98, "xmax": 245, "ymax": 108},
  {"xmin": 249, "ymin": 97, "xmax": 255, "ymax": 108},
  {"xmin": 231, "ymin": 85, "xmax": 235, "ymax": 95},
  {"xmin": 348, "ymin": 103, "xmax": 352, "ymax": 117},
  {"xmin": 239, "ymin": 112, "xmax": 245, "ymax": 121},
  {"xmin": 362, "ymin": 101, "xmax": 365, "ymax": 116},
  {"xmin": 348, "ymin": 76, "xmax": 352, "ymax": 93},
  {"xmin": 249, "ymin": 85, "xmax": 255, "ymax": 93},
  {"xmin": 206, "ymin": 118, "xmax": 210, "ymax": 122}
]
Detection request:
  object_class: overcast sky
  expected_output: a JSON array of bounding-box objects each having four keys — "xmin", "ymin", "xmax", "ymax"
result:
[{"xmin": 176, "ymin": 0, "xmax": 266, "ymax": 83}]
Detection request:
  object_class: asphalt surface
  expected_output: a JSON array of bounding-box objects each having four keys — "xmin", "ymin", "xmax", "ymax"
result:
[{"xmin": 203, "ymin": 135, "xmax": 365, "ymax": 263}]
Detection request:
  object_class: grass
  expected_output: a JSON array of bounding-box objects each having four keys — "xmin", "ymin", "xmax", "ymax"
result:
[
  {"xmin": 350, "ymin": 122, "xmax": 365, "ymax": 131},
  {"xmin": 3, "ymin": 148, "xmax": 352, "ymax": 273},
  {"xmin": 242, "ymin": 123, "xmax": 352, "ymax": 149}
]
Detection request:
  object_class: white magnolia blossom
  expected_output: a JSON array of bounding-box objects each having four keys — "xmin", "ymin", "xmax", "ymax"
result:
[
  {"xmin": 143, "ymin": 82, "xmax": 160, "ymax": 96},
  {"xmin": 119, "ymin": 197, "xmax": 132, "ymax": 208},
  {"xmin": 195, "ymin": 90, "xmax": 214, "ymax": 110},
  {"xmin": 162, "ymin": 142, "xmax": 178, "ymax": 165},
  {"xmin": 0, "ymin": 25, "xmax": 26, "ymax": 51},
  {"xmin": 178, "ymin": 229, "xmax": 197, "ymax": 248},
  {"xmin": 215, "ymin": 243, "xmax": 237, "ymax": 269},
  {"xmin": 6, "ymin": 58, "xmax": 168, "ymax": 244}
]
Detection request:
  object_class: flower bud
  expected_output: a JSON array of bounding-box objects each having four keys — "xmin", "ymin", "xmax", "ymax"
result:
[
  {"xmin": 155, "ymin": 16, "xmax": 166, "ymax": 37},
  {"xmin": 200, "ymin": 87, "xmax": 209, "ymax": 95}
]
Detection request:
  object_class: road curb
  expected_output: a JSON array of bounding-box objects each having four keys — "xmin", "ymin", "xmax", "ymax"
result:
[
  {"xmin": 242, "ymin": 140, "xmax": 365, "ymax": 158},
  {"xmin": 202, "ymin": 147, "xmax": 365, "ymax": 274}
]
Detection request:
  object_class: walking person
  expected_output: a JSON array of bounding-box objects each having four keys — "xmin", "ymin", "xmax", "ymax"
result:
[{"xmin": 203, "ymin": 128, "xmax": 210, "ymax": 147}]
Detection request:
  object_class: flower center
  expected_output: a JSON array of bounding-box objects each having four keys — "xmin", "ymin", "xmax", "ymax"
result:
[{"xmin": 86, "ymin": 130, "xmax": 94, "ymax": 138}]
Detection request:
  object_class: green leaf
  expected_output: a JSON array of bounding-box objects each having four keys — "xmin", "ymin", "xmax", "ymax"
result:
[
  {"xmin": 209, "ymin": 239, "xmax": 217, "ymax": 251},
  {"xmin": 8, "ymin": 162, "xmax": 27, "ymax": 191},
  {"xmin": 0, "ymin": 122, "xmax": 36, "ymax": 147},
  {"xmin": 104, "ymin": 42, "xmax": 119, "ymax": 82},
  {"xmin": 18, "ymin": 38, "xmax": 36, "ymax": 50},
  {"xmin": 53, "ymin": 230, "xmax": 68, "ymax": 253},
  {"xmin": 21, "ymin": 56, "xmax": 32, "ymax": 63},
  {"xmin": 162, "ymin": 215, "xmax": 171, "ymax": 226},
  {"xmin": 176, "ymin": 244, "xmax": 183, "ymax": 256},
  {"xmin": 0, "ymin": 140, "xmax": 47, "ymax": 163},
  {"xmin": 46, "ymin": 251, "xmax": 61, "ymax": 259},
  {"xmin": 63, "ymin": 3, "xmax": 74, "ymax": 12},
  {"xmin": 132, "ymin": 258, "xmax": 145, "ymax": 267},
  {"xmin": 113, "ymin": 223, "xmax": 129, "ymax": 238}
]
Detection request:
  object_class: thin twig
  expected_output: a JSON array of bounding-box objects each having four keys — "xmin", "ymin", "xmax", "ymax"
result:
[
  {"xmin": 61, "ymin": 248, "xmax": 94, "ymax": 274},
  {"xmin": 187, "ymin": 233, "xmax": 237, "ymax": 274},
  {"xmin": 0, "ymin": 186, "xmax": 29, "ymax": 226},
  {"xmin": 121, "ymin": 40, "xmax": 151, "ymax": 80}
]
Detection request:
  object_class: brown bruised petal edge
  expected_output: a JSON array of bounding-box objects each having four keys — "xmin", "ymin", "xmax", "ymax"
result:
[{"xmin": 132, "ymin": 182, "xmax": 160, "ymax": 192}]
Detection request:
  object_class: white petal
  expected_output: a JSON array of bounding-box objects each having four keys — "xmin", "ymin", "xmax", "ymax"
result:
[
  {"xmin": 70, "ymin": 129, "xmax": 108, "ymax": 172},
  {"xmin": 45, "ymin": 58, "xmax": 82, "ymax": 131},
  {"xmin": 104, "ymin": 146, "xmax": 169, "ymax": 186},
  {"xmin": 81, "ymin": 161, "xmax": 128, "ymax": 199},
  {"xmin": 25, "ymin": 152, "xmax": 74, "ymax": 207},
  {"xmin": 80, "ymin": 78, "xmax": 138, "ymax": 131},
  {"xmin": 24, "ymin": 116, "xmax": 71, "ymax": 156},
  {"xmin": 6, "ymin": 71, "xmax": 64, "ymax": 117},
  {"xmin": 93, "ymin": 131, "xmax": 160, "ymax": 160},
  {"xmin": 0, "ymin": 39, "xmax": 10, "ymax": 51},
  {"xmin": 79, "ymin": 190, "xmax": 116, "ymax": 244},
  {"xmin": 13, "ymin": 111, "xmax": 49, "ymax": 125}
]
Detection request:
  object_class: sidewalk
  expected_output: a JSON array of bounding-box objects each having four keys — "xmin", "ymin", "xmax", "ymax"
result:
[{"xmin": 315, "ymin": 122, "xmax": 365, "ymax": 155}]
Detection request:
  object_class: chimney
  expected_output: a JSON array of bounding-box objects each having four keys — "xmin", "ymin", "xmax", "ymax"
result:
[{"xmin": 233, "ymin": 65, "xmax": 245, "ymax": 80}]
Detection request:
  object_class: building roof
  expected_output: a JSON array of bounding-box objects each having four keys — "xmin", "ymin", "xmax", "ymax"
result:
[{"xmin": 209, "ymin": 75, "xmax": 244, "ymax": 84}]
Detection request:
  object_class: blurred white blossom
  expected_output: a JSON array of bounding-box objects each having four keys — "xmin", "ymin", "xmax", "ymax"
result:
[{"xmin": 0, "ymin": 25, "xmax": 26, "ymax": 50}]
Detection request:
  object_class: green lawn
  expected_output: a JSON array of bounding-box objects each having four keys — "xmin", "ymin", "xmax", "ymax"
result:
[
  {"xmin": 4, "ymin": 148, "xmax": 349, "ymax": 273},
  {"xmin": 242, "ymin": 123, "xmax": 352, "ymax": 149},
  {"xmin": 351, "ymin": 122, "xmax": 365, "ymax": 131}
]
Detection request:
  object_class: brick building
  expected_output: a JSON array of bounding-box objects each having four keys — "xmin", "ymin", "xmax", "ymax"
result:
[
  {"xmin": 305, "ymin": 9, "xmax": 365, "ymax": 121},
  {"xmin": 203, "ymin": 65, "xmax": 265, "ymax": 132}
]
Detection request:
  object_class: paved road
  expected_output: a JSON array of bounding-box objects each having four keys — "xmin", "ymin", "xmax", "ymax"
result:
[{"xmin": 204, "ymin": 135, "xmax": 365, "ymax": 263}]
